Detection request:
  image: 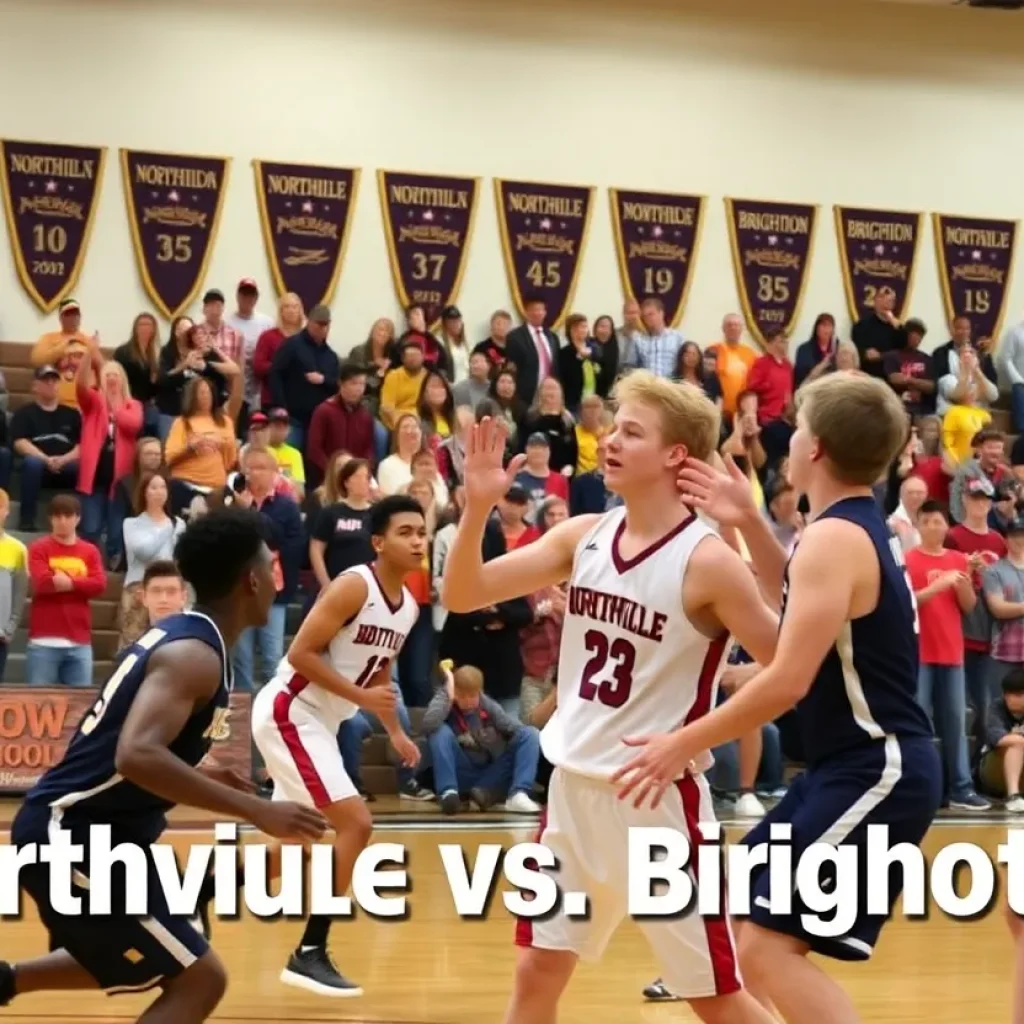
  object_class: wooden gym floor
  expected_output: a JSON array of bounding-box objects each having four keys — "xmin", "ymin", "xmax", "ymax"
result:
[{"xmin": 0, "ymin": 799, "xmax": 1016, "ymax": 1022}]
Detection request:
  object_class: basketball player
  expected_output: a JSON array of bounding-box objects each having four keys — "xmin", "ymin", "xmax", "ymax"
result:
[
  {"xmin": 251, "ymin": 494, "xmax": 424, "ymax": 998},
  {"xmin": 0, "ymin": 507, "xmax": 327, "ymax": 1024},
  {"xmin": 443, "ymin": 371, "xmax": 782, "ymax": 1024},
  {"xmin": 613, "ymin": 372, "xmax": 942, "ymax": 1024}
]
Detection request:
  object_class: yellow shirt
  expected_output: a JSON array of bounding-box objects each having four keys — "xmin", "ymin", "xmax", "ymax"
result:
[
  {"xmin": 31, "ymin": 330, "xmax": 90, "ymax": 409},
  {"xmin": 269, "ymin": 442, "xmax": 305, "ymax": 484},
  {"xmin": 708, "ymin": 341, "xmax": 757, "ymax": 416},
  {"xmin": 942, "ymin": 405, "xmax": 992, "ymax": 464},
  {"xmin": 575, "ymin": 424, "xmax": 605, "ymax": 474},
  {"xmin": 165, "ymin": 414, "xmax": 238, "ymax": 489},
  {"xmin": 380, "ymin": 368, "xmax": 427, "ymax": 429}
]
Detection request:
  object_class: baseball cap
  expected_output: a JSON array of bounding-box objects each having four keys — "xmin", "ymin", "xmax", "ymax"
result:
[
  {"xmin": 35, "ymin": 364, "xmax": 60, "ymax": 380},
  {"xmin": 248, "ymin": 411, "xmax": 269, "ymax": 429},
  {"xmin": 526, "ymin": 432, "xmax": 550, "ymax": 447},
  {"xmin": 268, "ymin": 408, "xmax": 290, "ymax": 424},
  {"xmin": 58, "ymin": 298, "xmax": 80, "ymax": 316},
  {"xmin": 441, "ymin": 305, "xmax": 461, "ymax": 320},
  {"xmin": 504, "ymin": 484, "xmax": 529, "ymax": 505},
  {"xmin": 308, "ymin": 304, "xmax": 332, "ymax": 324},
  {"xmin": 966, "ymin": 477, "xmax": 995, "ymax": 499},
  {"xmin": 237, "ymin": 278, "xmax": 259, "ymax": 293},
  {"xmin": 203, "ymin": 288, "xmax": 225, "ymax": 304}
]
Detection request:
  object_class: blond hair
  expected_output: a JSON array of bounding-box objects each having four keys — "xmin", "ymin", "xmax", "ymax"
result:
[
  {"xmin": 611, "ymin": 370, "xmax": 720, "ymax": 462},
  {"xmin": 453, "ymin": 665, "xmax": 484, "ymax": 694},
  {"xmin": 795, "ymin": 371, "xmax": 910, "ymax": 486},
  {"xmin": 99, "ymin": 359, "xmax": 132, "ymax": 400}
]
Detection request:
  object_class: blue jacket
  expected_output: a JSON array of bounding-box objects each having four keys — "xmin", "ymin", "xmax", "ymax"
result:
[{"xmin": 269, "ymin": 329, "xmax": 340, "ymax": 427}]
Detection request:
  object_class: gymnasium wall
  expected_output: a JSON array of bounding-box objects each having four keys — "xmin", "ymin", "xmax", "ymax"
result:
[{"xmin": 2, "ymin": 0, "xmax": 1024, "ymax": 352}]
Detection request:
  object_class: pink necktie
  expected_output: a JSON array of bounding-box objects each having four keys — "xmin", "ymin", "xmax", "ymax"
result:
[{"xmin": 534, "ymin": 327, "xmax": 550, "ymax": 378}]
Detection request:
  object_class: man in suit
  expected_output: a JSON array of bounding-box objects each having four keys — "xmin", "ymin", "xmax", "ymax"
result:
[{"xmin": 505, "ymin": 295, "xmax": 560, "ymax": 406}]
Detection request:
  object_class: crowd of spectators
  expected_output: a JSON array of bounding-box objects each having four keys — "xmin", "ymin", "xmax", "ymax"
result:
[{"xmin": 2, "ymin": 279, "xmax": 1024, "ymax": 815}]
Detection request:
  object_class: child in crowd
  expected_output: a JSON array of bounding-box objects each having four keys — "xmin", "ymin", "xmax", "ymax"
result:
[{"xmin": 978, "ymin": 666, "xmax": 1024, "ymax": 812}]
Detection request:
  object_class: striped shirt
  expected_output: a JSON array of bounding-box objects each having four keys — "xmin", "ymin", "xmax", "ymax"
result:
[{"xmin": 631, "ymin": 329, "xmax": 684, "ymax": 380}]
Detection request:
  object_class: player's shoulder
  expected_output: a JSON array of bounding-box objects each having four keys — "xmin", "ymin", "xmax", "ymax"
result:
[
  {"xmin": 547, "ymin": 511, "xmax": 604, "ymax": 553},
  {"xmin": 793, "ymin": 516, "xmax": 875, "ymax": 572}
]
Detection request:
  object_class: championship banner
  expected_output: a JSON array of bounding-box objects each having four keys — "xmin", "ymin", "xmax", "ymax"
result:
[
  {"xmin": 377, "ymin": 169, "xmax": 479, "ymax": 325},
  {"xmin": 494, "ymin": 178, "xmax": 595, "ymax": 329},
  {"xmin": 834, "ymin": 206, "xmax": 922, "ymax": 322},
  {"xmin": 933, "ymin": 213, "xmax": 1018, "ymax": 342},
  {"xmin": 0, "ymin": 688, "xmax": 251, "ymax": 795},
  {"xmin": 253, "ymin": 160, "xmax": 359, "ymax": 313},
  {"xmin": 120, "ymin": 148, "xmax": 231, "ymax": 319},
  {"xmin": 0, "ymin": 139, "xmax": 106, "ymax": 312},
  {"xmin": 609, "ymin": 189, "xmax": 705, "ymax": 328},
  {"xmin": 724, "ymin": 198, "xmax": 817, "ymax": 347}
]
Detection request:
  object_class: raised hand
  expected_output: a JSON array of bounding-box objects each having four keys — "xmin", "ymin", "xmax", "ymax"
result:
[
  {"xmin": 463, "ymin": 417, "xmax": 527, "ymax": 512},
  {"xmin": 677, "ymin": 454, "xmax": 757, "ymax": 526}
]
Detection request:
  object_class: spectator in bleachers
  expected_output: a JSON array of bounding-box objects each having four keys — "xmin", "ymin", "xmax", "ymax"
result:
[
  {"xmin": 410, "ymin": 448, "xmax": 450, "ymax": 508},
  {"xmin": 399, "ymin": 303, "xmax": 450, "ymax": 377},
  {"xmin": 119, "ymin": 469, "xmax": 184, "ymax": 650},
  {"xmin": 888, "ymin": 475, "xmax": 928, "ymax": 552},
  {"xmin": 621, "ymin": 296, "xmax": 683, "ymax": 380},
  {"xmin": 26, "ymin": 494, "xmax": 105, "ymax": 687},
  {"xmin": 165, "ymin": 377, "xmax": 238, "ymax": 515},
  {"xmin": 379, "ymin": 337, "xmax": 428, "ymax": 432},
  {"xmin": 519, "ymin": 377, "xmax": 577, "ymax": 474},
  {"xmin": 591, "ymin": 314, "xmax": 620, "ymax": 381},
  {"xmin": 792, "ymin": 312, "xmax": 838, "ymax": 389},
  {"xmin": 253, "ymin": 292, "xmax": 306, "ymax": 411},
  {"xmin": 431, "ymin": 485, "xmax": 466, "ymax": 637},
  {"xmin": 264, "ymin": 408, "xmax": 305, "ymax": 500},
  {"xmin": 515, "ymin": 433, "xmax": 570, "ymax": 512},
  {"xmin": 765, "ymin": 479, "xmax": 803, "ymax": 549},
  {"xmin": 495, "ymin": 485, "xmax": 539, "ymax": 551},
  {"xmin": 113, "ymin": 312, "xmax": 161, "ymax": 437},
  {"xmin": 673, "ymin": 341, "xmax": 722, "ymax": 407},
  {"xmin": 946, "ymin": 478, "xmax": 1005, "ymax": 746},
  {"xmin": 268, "ymin": 303, "xmax": 339, "ymax": 451},
  {"xmin": 488, "ymin": 367, "xmax": 525, "ymax": 448},
  {"xmin": 306, "ymin": 362, "xmax": 375, "ymax": 490},
  {"xmin": 75, "ymin": 341, "xmax": 142, "ymax": 568},
  {"xmin": 574, "ymin": 395, "xmax": 608, "ymax": 475},
  {"xmin": 558, "ymin": 313, "xmax": 607, "ymax": 413},
  {"xmin": 977, "ymin": 667, "xmax": 1024, "ymax": 811},
  {"xmin": 155, "ymin": 316, "xmax": 238, "ymax": 441},
  {"xmin": 423, "ymin": 665, "xmax": 541, "ymax": 815},
  {"xmin": 378, "ymin": 414, "xmax": 425, "ymax": 497},
  {"xmin": 229, "ymin": 448, "xmax": 302, "ymax": 692},
  {"xmin": 570, "ymin": 434, "xmax": 614, "ymax": 515},
  {"xmin": 884, "ymin": 318, "xmax": 935, "ymax": 417},
  {"xmin": 746, "ymin": 325, "xmax": 795, "ymax": 464},
  {"xmin": 10, "ymin": 365, "xmax": 81, "ymax": 532},
  {"xmin": 707, "ymin": 313, "xmax": 755, "ymax": 421},
  {"xmin": 395, "ymin": 483, "xmax": 436, "ymax": 710},
  {"xmin": 903, "ymin": 415, "xmax": 953, "ymax": 505},
  {"xmin": 906, "ymin": 501, "xmax": 988, "ymax": 810},
  {"xmin": 934, "ymin": 316, "xmax": 995, "ymax": 385},
  {"xmin": 615, "ymin": 298, "xmax": 643, "ymax": 372},
  {"xmin": 984, "ymin": 517, "xmax": 1024, "ymax": 722},
  {"xmin": 939, "ymin": 342, "xmax": 999, "ymax": 418},
  {"xmin": 407, "ymin": 478, "xmax": 438, "ymax": 540},
  {"xmin": 31, "ymin": 297, "xmax": 92, "ymax": 410},
  {"xmin": 0, "ymin": 489, "xmax": 27, "ymax": 682},
  {"xmin": 226, "ymin": 278, "xmax": 275, "ymax": 424},
  {"xmin": 719, "ymin": 389, "xmax": 767, "ymax": 479},
  {"xmin": 194, "ymin": 288, "xmax": 243, "ymax": 371},
  {"xmin": 418, "ymin": 370, "xmax": 455, "ymax": 445},
  {"xmin": 949, "ymin": 428, "xmax": 1007, "ymax": 523},
  {"xmin": 833, "ymin": 340, "xmax": 863, "ymax": 374},
  {"xmin": 999, "ymin": 315, "xmax": 1024, "ymax": 432},
  {"xmin": 438, "ymin": 305, "xmax": 470, "ymax": 384},
  {"xmin": 473, "ymin": 310, "xmax": 514, "ymax": 374},
  {"xmin": 452, "ymin": 351, "xmax": 492, "ymax": 412},
  {"xmin": 943, "ymin": 386, "xmax": 994, "ymax": 467},
  {"xmin": 851, "ymin": 284, "xmax": 902, "ymax": 379},
  {"xmin": 348, "ymin": 317, "xmax": 396, "ymax": 419},
  {"xmin": 436, "ymin": 407, "xmax": 473, "ymax": 489},
  {"xmin": 506, "ymin": 296, "xmax": 561, "ymax": 405},
  {"xmin": 992, "ymin": 481, "xmax": 1022, "ymax": 537},
  {"xmin": 308, "ymin": 458, "xmax": 374, "ymax": 590}
]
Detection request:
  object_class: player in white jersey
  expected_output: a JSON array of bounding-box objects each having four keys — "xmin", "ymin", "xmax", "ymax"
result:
[
  {"xmin": 442, "ymin": 371, "xmax": 781, "ymax": 1024},
  {"xmin": 251, "ymin": 495, "xmax": 424, "ymax": 998}
]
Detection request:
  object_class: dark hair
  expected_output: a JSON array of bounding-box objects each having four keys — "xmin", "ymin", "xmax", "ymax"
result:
[
  {"xmin": 973, "ymin": 429, "xmax": 1004, "ymax": 447},
  {"xmin": 1002, "ymin": 667, "xmax": 1024, "ymax": 695},
  {"xmin": 181, "ymin": 375, "xmax": 226, "ymax": 427},
  {"xmin": 174, "ymin": 506, "xmax": 267, "ymax": 603},
  {"xmin": 809, "ymin": 312, "xmax": 836, "ymax": 342},
  {"xmin": 918, "ymin": 499, "xmax": 948, "ymax": 520},
  {"xmin": 142, "ymin": 560, "xmax": 182, "ymax": 587},
  {"xmin": 674, "ymin": 341, "xmax": 705, "ymax": 383},
  {"xmin": 474, "ymin": 397, "xmax": 501, "ymax": 423},
  {"xmin": 523, "ymin": 295, "xmax": 546, "ymax": 308},
  {"xmin": 337, "ymin": 457, "xmax": 370, "ymax": 497},
  {"xmin": 368, "ymin": 495, "xmax": 424, "ymax": 537},
  {"xmin": 592, "ymin": 314, "xmax": 615, "ymax": 341},
  {"xmin": 133, "ymin": 469, "xmax": 172, "ymax": 516},
  {"xmin": 417, "ymin": 370, "xmax": 455, "ymax": 429},
  {"xmin": 763, "ymin": 325, "xmax": 787, "ymax": 342},
  {"xmin": 564, "ymin": 313, "xmax": 588, "ymax": 340},
  {"xmin": 49, "ymin": 493, "xmax": 81, "ymax": 518},
  {"xmin": 339, "ymin": 361, "xmax": 367, "ymax": 383}
]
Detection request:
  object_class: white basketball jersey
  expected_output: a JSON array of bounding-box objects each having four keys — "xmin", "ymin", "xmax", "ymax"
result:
[
  {"xmin": 541, "ymin": 506, "xmax": 730, "ymax": 780},
  {"xmin": 266, "ymin": 563, "xmax": 418, "ymax": 729}
]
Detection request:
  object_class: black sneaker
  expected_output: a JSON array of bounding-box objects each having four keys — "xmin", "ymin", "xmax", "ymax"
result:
[
  {"xmin": 280, "ymin": 947, "xmax": 362, "ymax": 998},
  {"xmin": 399, "ymin": 779, "xmax": 435, "ymax": 801},
  {"xmin": 949, "ymin": 792, "xmax": 991, "ymax": 811},
  {"xmin": 642, "ymin": 978, "xmax": 680, "ymax": 1002},
  {"xmin": 440, "ymin": 790, "xmax": 460, "ymax": 815},
  {"xmin": 356, "ymin": 784, "xmax": 377, "ymax": 803},
  {"xmin": 0, "ymin": 961, "xmax": 14, "ymax": 1006}
]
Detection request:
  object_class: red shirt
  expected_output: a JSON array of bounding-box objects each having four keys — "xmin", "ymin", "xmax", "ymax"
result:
[
  {"xmin": 746, "ymin": 354, "xmax": 793, "ymax": 423},
  {"xmin": 254, "ymin": 328, "xmax": 287, "ymax": 408},
  {"xmin": 945, "ymin": 524, "xmax": 1006, "ymax": 652},
  {"xmin": 905, "ymin": 547, "xmax": 967, "ymax": 666},
  {"xmin": 910, "ymin": 455, "xmax": 949, "ymax": 505},
  {"xmin": 27, "ymin": 535, "xmax": 107, "ymax": 644}
]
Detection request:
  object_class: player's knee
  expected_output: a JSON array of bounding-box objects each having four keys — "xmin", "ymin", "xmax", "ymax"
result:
[
  {"xmin": 514, "ymin": 947, "xmax": 575, "ymax": 994},
  {"xmin": 328, "ymin": 797, "xmax": 373, "ymax": 846},
  {"xmin": 168, "ymin": 950, "xmax": 228, "ymax": 1011},
  {"xmin": 737, "ymin": 926, "xmax": 772, "ymax": 984}
]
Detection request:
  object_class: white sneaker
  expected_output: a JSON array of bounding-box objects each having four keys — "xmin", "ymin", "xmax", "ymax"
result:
[
  {"xmin": 1007, "ymin": 795, "xmax": 1024, "ymax": 813},
  {"xmin": 734, "ymin": 792, "xmax": 766, "ymax": 818},
  {"xmin": 504, "ymin": 791, "xmax": 542, "ymax": 814}
]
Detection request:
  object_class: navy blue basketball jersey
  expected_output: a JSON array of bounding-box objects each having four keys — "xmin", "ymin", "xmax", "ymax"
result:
[
  {"xmin": 23, "ymin": 611, "xmax": 232, "ymax": 843},
  {"xmin": 781, "ymin": 496, "xmax": 933, "ymax": 767}
]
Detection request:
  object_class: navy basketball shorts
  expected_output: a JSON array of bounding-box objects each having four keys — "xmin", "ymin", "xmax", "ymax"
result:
[
  {"xmin": 12, "ymin": 804, "xmax": 209, "ymax": 994},
  {"xmin": 737, "ymin": 736, "xmax": 941, "ymax": 961}
]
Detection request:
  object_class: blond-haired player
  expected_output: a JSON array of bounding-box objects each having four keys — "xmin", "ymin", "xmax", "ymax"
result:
[
  {"xmin": 614, "ymin": 372, "xmax": 942, "ymax": 1024},
  {"xmin": 443, "ymin": 370, "xmax": 780, "ymax": 1024}
]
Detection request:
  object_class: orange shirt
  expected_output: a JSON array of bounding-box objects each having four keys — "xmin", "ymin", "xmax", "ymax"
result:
[
  {"xmin": 31, "ymin": 330, "xmax": 90, "ymax": 409},
  {"xmin": 404, "ymin": 553, "xmax": 431, "ymax": 605},
  {"xmin": 708, "ymin": 341, "xmax": 757, "ymax": 416}
]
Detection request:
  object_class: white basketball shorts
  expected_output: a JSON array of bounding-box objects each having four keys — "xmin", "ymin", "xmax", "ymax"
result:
[
  {"xmin": 251, "ymin": 683, "xmax": 357, "ymax": 809},
  {"xmin": 515, "ymin": 767, "xmax": 741, "ymax": 999}
]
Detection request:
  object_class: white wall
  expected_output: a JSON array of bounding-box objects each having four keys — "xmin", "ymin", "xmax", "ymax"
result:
[{"xmin": 3, "ymin": 0, "xmax": 1024, "ymax": 354}]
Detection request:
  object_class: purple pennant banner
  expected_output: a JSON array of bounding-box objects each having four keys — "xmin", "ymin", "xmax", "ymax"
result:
[
  {"xmin": 377, "ymin": 170, "xmax": 479, "ymax": 325},
  {"xmin": 253, "ymin": 160, "xmax": 358, "ymax": 313},
  {"xmin": 933, "ymin": 213, "xmax": 1018, "ymax": 343},
  {"xmin": 0, "ymin": 140, "xmax": 106, "ymax": 312},
  {"xmin": 834, "ymin": 206, "xmax": 922, "ymax": 323},
  {"xmin": 494, "ymin": 179, "xmax": 595, "ymax": 329},
  {"xmin": 725, "ymin": 198, "xmax": 817, "ymax": 348},
  {"xmin": 120, "ymin": 149, "xmax": 230, "ymax": 319},
  {"xmin": 609, "ymin": 189, "xmax": 705, "ymax": 328}
]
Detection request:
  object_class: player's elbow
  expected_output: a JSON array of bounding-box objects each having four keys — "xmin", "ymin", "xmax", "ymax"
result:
[{"xmin": 114, "ymin": 739, "xmax": 153, "ymax": 781}]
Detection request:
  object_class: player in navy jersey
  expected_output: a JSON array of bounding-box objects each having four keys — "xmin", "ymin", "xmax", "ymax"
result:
[
  {"xmin": 614, "ymin": 372, "xmax": 942, "ymax": 1024},
  {"xmin": 0, "ymin": 506, "xmax": 326, "ymax": 1024}
]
